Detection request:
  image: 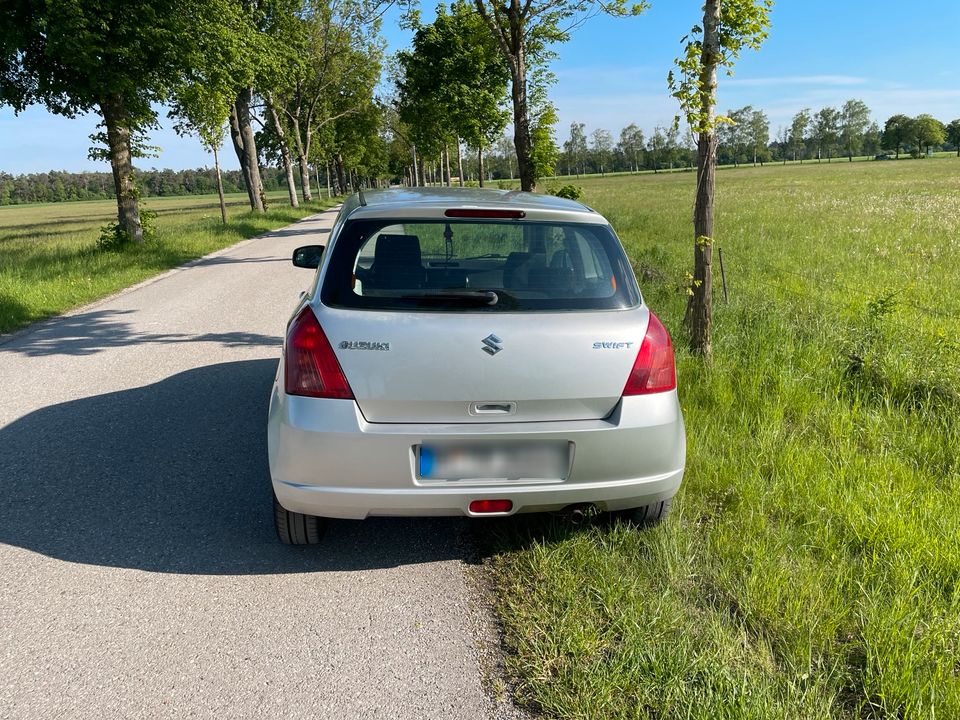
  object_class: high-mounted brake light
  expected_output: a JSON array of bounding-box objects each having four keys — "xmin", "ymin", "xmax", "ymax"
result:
[
  {"xmin": 622, "ymin": 311, "xmax": 677, "ymax": 396},
  {"xmin": 285, "ymin": 307, "xmax": 353, "ymax": 399},
  {"xmin": 444, "ymin": 209, "xmax": 525, "ymax": 219}
]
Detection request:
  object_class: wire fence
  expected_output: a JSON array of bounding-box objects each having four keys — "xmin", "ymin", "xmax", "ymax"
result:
[{"xmin": 715, "ymin": 247, "xmax": 960, "ymax": 324}]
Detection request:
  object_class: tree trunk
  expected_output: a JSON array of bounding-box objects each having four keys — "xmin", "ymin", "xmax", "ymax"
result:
[
  {"xmin": 478, "ymin": 147, "xmax": 485, "ymax": 188},
  {"xmin": 411, "ymin": 145, "xmax": 419, "ymax": 187},
  {"xmin": 230, "ymin": 88, "xmax": 264, "ymax": 213},
  {"xmin": 296, "ymin": 155, "xmax": 313, "ymax": 201},
  {"xmin": 686, "ymin": 0, "xmax": 720, "ymax": 359},
  {"xmin": 325, "ymin": 162, "xmax": 332, "ymax": 198},
  {"xmin": 228, "ymin": 104, "xmax": 253, "ymax": 208},
  {"xmin": 290, "ymin": 116, "xmax": 313, "ymax": 202},
  {"xmin": 99, "ymin": 95, "xmax": 143, "ymax": 244},
  {"xmin": 212, "ymin": 144, "xmax": 227, "ymax": 224},
  {"xmin": 339, "ymin": 156, "xmax": 348, "ymax": 194},
  {"xmin": 457, "ymin": 141, "xmax": 464, "ymax": 187},
  {"xmin": 508, "ymin": 50, "xmax": 535, "ymax": 191},
  {"xmin": 444, "ymin": 144, "xmax": 452, "ymax": 187},
  {"xmin": 265, "ymin": 94, "xmax": 299, "ymax": 209},
  {"xmin": 420, "ymin": 157, "xmax": 427, "ymax": 188}
]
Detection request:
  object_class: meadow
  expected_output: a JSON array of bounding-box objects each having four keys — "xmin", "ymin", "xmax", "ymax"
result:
[
  {"xmin": 0, "ymin": 190, "xmax": 338, "ymax": 334},
  {"xmin": 485, "ymin": 157, "xmax": 960, "ymax": 719},
  {"xmin": 3, "ymin": 159, "xmax": 959, "ymax": 718}
]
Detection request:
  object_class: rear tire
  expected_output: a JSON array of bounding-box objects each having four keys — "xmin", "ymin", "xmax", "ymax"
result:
[
  {"xmin": 273, "ymin": 493, "xmax": 327, "ymax": 545},
  {"xmin": 617, "ymin": 497, "xmax": 673, "ymax": 527}
]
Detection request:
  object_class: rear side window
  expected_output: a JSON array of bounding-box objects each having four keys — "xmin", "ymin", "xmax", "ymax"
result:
[{"xmin": 321, "ymin": 219, "xmax": 640, "ymax": 312}]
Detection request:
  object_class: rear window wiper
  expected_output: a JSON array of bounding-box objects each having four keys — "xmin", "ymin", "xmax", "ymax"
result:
[{"xmin": 400, "ymin": 290, "xmax": 500, "ymax": 306}]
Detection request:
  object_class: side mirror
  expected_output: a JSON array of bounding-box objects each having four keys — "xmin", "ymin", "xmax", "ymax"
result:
[{"xmin": 292, "ymin": 245, "xmax": 324, "ymax": 269}]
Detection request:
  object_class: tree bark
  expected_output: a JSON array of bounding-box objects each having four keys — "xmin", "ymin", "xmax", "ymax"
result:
[
  {"xmin": 686, "ymin": 0, "xmax": 720, "ymax": 359},
  {"xmin": 335, "ymin": 154, "xmax": 346, "ymax": 194},
  {"xmin": 290, "ymin": 116, "xmax": 313, "ymax": 202},
  {"xmin": 325, "ymin": 161, "xmax": 332, "ymax": 198},
  {"xmin": 478, "ymin": 146, "xmax": 485, "ymax": 187},
  {"xmin": 231, "ymin": 88, "xmax": 264, "ymax": 213},
  {"xmin": 99, "ymin": 95, "xmax": 144, "ymax": 244},
  {"xmin": 212, "ymin": 144, "xmax": 227, "ymax": 224},
  {"xmin": 265, "ymin": 93, "xmax": 299, "ymax": 209},
  {"xmin": 509, "ymin": 57, "xmax": 535, "ymax": 191},
  {"xmin": 444, "ymin": 144, "xmax": 452, "ymax": 187},
  {"xmin": 457, "ymin": 141, "xmax": 464, "ymax": 187},
  {"xmin": 99, "ymin": 95, "xmax": 143, "ymax": 244}
]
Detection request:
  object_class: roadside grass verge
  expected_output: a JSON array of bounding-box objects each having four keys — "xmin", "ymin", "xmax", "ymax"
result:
[
  {"xmin": 479, "ymin": 158, "xmax": 960, "ymax": 718},
  {"xmin": 0, "ymin": 191, "xmax": 339, "ymax": 334}
]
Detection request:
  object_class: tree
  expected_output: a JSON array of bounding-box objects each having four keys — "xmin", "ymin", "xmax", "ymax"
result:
[
  {"xmin": 0, "ymin": 0, "xmax": 241, "ymax": 243},
  {"xmin": 862, "ymin": 121, "xmax": 882, "ymax": 157},
  {"xmin": 170, "ymin": 90, "xmax": 234, "ymax": 225},
  {"xmin": 789, "ymin": 108, "xmax": 811, "ymax": 162},
  {"xmin": 947, "ymin": 119, "xmax": 960, "ymax": 157},
  {"xmin": 591, "ymin": 129, "xmax": 613, "ymax": 175},
  {"xmin": 812, "ymin": 106, "xmax": 840, "ymax": 162},
  {"xmin": 882, "ymin": 114, "xmax": 913, "ymax": 159},
  {"xmin": 474, "ymin": 0, "xmax": 646, "ymax": 191},
  {"xmin": 748, "ymin": 108, "xmax": 769, "ymax": 165},
  {"xmin": 648, "ymin": 127, "xmax": 667, "ymax": 172},
  {"xmin": 618, "ymin": 123, "xmax": 644, "ymax": 172},
  {"xmin": 839, "ymin": 99, "xmax": 870, "ymax": 161},
  {"xmin": 565, "ymin": 122, "xmax": 588, "ymax": 175},
  {"xmin": 398, "ymin": 2, "xmax": 509, "ymax": 189},
  {"xmin": 669, "ymin": 0, "xmax": 772, "ymax": 358},
  {"xmin": 286, "ymin": 0, "xmax": 387, "ymax": 199},
  {"xmin": 912, "ymin": 114, "xmax": 945, "ymax": 156}
]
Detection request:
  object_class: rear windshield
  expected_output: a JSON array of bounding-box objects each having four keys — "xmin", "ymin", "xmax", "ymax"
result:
[{"xmin": 320, "ymin": 219, "xmax": 640, "ymax": 312}]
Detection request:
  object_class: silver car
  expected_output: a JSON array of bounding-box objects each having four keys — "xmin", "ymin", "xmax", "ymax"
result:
[{"xmin": 268, "ymin": 188, "xmax": 685, "ymax": 544}]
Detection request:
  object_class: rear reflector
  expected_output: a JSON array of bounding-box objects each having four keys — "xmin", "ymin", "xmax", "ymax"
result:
[
  {"xmin": 445, "ymin": 209, "xmax": 525, "ymax": 219},
  {"xmin": 285, "ymin": 307, "xmax": 354, "ymax": 399},
  {"xmin": 622, "ymin": 311, "xmax": 677, "ymax": 395},
  {"xmin": 469, "ymin": 499, "xmax": 513, "ymax": 514}
]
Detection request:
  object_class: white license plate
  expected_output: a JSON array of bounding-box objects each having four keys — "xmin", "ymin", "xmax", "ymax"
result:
[{"xmin": 417, "ymin": 441, "xmax": 571, "ymax": 481}]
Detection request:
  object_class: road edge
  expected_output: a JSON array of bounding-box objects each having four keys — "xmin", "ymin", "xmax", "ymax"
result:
[{"xmin": 0, "ymin": 205, "xmax": 341, "ymax": 349}]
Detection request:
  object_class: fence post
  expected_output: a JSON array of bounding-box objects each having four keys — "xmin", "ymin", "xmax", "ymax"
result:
[{"xmin": 718, "ymin": 246, "xmax": 729, "ymax": 304}]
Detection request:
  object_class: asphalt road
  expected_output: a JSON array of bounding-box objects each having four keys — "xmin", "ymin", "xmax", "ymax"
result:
[{"xmin": 0, "ymin": 208, "xmax": 522, "ymax": 719}]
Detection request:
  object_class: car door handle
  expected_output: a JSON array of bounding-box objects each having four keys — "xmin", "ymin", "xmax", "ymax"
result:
[{"xmin": 470, "ymin": 402, "xmax": 516, "ymax": 415}]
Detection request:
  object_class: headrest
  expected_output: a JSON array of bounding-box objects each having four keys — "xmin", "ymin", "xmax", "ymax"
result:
[{"xmin": 375, "ymin": 234, "xmax": 421, "ymax": 264}]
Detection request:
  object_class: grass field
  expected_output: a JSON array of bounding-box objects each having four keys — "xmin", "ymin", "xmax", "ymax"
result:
[
  {"xmin": 0, "ymin": 190, "xmax": 338, "ymax": 334},
  {"xmin": 482, "ymin": 157, "xmax": 960, "ymax": 718}
]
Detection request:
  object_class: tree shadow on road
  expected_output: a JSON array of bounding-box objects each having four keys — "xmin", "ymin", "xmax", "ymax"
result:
[
  {"xmin": 0, "ymin": 359, "xmax": 468, "ymax": 574},
  {"xmin": 0, "ymin": 309, "xmax": 283, "ymax": 356}
]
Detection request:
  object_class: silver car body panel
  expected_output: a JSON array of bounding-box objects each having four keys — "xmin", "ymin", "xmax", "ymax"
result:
[{"xmin": 268, "ymin": 188, "xmax": 686, "ymax": 518}]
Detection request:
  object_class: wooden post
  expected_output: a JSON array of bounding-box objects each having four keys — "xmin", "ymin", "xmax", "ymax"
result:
[{"xmin": 718, "ymin": 246, "xmax": 728, "ymax": 304}]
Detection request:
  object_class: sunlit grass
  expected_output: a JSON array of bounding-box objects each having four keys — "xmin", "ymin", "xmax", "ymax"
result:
[
  {"xmin": 0, "ymin": 191, "xmax": 339, "ymax": 333},
  {"xmin": 483, "ymin": 156, "xmax": 960, "ymax": 719}
]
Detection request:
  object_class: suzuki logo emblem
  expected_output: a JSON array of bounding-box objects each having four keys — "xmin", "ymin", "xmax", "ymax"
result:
[{"xmin": 481, "ymin": 334, "xmax": 503, "ymax": 356}]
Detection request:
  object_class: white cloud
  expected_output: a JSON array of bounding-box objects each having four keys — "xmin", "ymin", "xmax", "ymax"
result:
[{"xmin": 725, "ymin": 74, "xmax": 867, "ymax": 87}]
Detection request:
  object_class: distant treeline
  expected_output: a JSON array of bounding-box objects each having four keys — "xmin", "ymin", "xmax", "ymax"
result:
[{"xmin": 0, "ymin": 166, "xmax": 302, "ymax": 206}]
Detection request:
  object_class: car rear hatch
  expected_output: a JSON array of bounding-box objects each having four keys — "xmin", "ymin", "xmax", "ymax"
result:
[
  {"xmin": 315, "ymin": 214, "xmax": 647, "ymax": 424},
  {"xmin": 316, "ymin": 306, "xmax": 650, "ymax": 423}
]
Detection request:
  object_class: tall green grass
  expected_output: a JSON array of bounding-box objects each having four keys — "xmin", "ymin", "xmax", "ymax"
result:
[
  {"xmin": 0, "ymin": 191, "xmax": 339, "ymax": 334},
  {"xmin": 484, "ymin": 158, "xmax": 960, "ymax": 719}
]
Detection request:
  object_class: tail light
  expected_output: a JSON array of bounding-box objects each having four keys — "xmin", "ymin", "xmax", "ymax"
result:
[
  {"xmin": 285, "ymin": 307, "xmax": 353, "ymax": 398},
  {"xmin": 622, "ymin": 311, "xmax": 677, "ymax": 395}
]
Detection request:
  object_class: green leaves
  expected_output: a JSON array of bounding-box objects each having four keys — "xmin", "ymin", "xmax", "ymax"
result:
[
  {"xmin": 668, "ymin": 0, "xmax": 773, "ymax": 136},
  {"xmin": 396, "ymin": 1, "xmax": 510, "ymax": 154}
]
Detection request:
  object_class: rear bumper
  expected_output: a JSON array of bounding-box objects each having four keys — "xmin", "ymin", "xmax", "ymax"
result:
[{"xmin": 268, "ymin": 381, "xmax": 685, "ymax": 520}]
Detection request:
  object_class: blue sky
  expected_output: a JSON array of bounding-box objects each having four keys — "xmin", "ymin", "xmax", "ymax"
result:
[{"xmin": 1, "ymin": 0, "xmax": 957, "ymax": 174}]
